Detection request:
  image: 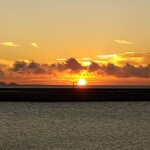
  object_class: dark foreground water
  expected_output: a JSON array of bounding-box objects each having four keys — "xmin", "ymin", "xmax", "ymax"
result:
[{"xmin": 0, "ymin": 102, "xmax": 149, "ymax": 150}]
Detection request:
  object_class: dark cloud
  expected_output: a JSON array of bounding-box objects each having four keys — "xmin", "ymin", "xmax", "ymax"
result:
[
  {"xmin": 100, "ymin": 63, "xmax": 120, "ymax": 76},
  {"xmin": 0, "ymin": 57, "xmax": 150, "ymax": 78},
  {"xmin": 121, "ymin": 64, "xmax": 150, "ymax": 78},
  {"xmin": 88, "ymin": 62, "xmax": 150, "ymax": 78},
  {"xmin": 27, "ymin": 61, "xmax": 46, "ymax": 74},
  {"xmin": 49, "ymin": 58, "xmax": 83, "ymax": 73},
  {"xmin": 11, "ymin": 58, "xmax": 83, "ymax": 75},
  {"xmin": 0, "ymin": 69, "xmax": 4, "ymax": 77},
  {"xmin": 88, "ymin": 62, "xmax": 100, "ymax": 72},
  {"xmin": 12, "ymin": 60, "xmax": 46, "ymax": 74},
  {"xmin": 49, "ymin": 63, "xmax": 66, "ymax": 72},
  {"xmin": 65, "ymin": 58, "xmax": 83, "ymax": 72},
  {"xmin": 99, "ymin": 63, "xmax": 150, "ymax": 78},
  {"xmin": 13, "ymin": 61, "xmax": 26, "ymax": 73}
]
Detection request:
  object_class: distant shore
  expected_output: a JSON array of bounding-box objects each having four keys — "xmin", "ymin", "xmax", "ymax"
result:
[{"xmin": 0, "ymin": 87, "xmax": 150, "ymax": 102}]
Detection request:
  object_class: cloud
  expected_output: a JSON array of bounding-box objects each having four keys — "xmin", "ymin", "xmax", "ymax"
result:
[
  {"xmin": 96, "ymin": 52, "xmax": 150, "ymax": 66},
  {"xmin": 82, "ymin": 61, "xmax": 91, "ymax": 66},
  {"xmin": 50, "ymin": 58, "xmax": 84, "ymax": 72},
  {"xmin": 100, "ymin": 63, "xmax": 122, "ymax": 76},
  {"xmin": 56, "ymin": 58, "xmax": 67, "ymax": 61},
  {"xmin": 31, "ymin": 43, "xmax": 38, "ymax": 48},
  {"xmin": 12, "ymin": 60, "xmax": 46, "ymax": 74},
  {"xmin": 1, "ymin": 42, "xmax": 19, "ymax": 47},
  {"xmin": 0, "ymin": 59, "xmax": 13, "ymax": 66},
  {"xmin": 0, "ymin": 56, "xmax": 150, "ymax": 79},
  {"xmin": 88, "ymin": 62, "xmax": 100, "ymax": 72},
  {"xmin": 11, "ymin": 58, "xmax": 150, "ymax": 78},
  {"xmin": 96, "ymin": 54, "xmax": 117, "ymax": 60},
  {"xmin": 81, "ymin": 58, "xmax": 91, "ymax": 61},
  {"xmin": 12, "ymin": 61, "xmax": 26, "ymax": 73},
  {"xmin": 117, "ymin": 52, "xmax": 150, "ymax": 66},
  {"xmin": 65, "ymin": 58, "xmax": 84, "ymax": 72},
  {"xmin": 114, "ymin": 39, "xmax": 135, "ymax": 45},
  {"xmin": 27, "ymin": 61, "xmax": 45, "ymax": 74},
  {"xmin": 93, "ymin": 63, "xmax": 150, "ymax": 78},
  {"xmin": 11, "ymin": 58, "xmax": 84, "ymax": 75},
  {"xmin": 0, "ymin": 69, "xmax": 4, "ymax": 77}
]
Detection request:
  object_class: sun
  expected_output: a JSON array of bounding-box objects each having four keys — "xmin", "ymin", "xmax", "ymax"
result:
[{"xmin": 77, "ymin": 78, "xmax": 87, "ymax": 86}]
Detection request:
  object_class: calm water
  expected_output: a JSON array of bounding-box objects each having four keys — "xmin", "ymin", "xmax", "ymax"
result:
[
  {"xmin": 0, "ymin": 102, "xmax": 150, "ymax": 150},
  {"xmin": 1, "ymin": 85, "xmax": 150, "ymax": 89}
]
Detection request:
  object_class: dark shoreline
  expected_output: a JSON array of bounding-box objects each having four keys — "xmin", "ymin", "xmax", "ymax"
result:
[{"xmin": 0, "ymin": 87, "xmax": 150, "ymax": 102}]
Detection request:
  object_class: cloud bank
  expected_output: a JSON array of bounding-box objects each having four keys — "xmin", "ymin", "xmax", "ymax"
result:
[
  {"xmin": 88, "ymin": 62, "xmax": 150, "ymax": 78},
  {"xmin": 0, "ymin": 54, "xmax": 150, "ymax": 80}
]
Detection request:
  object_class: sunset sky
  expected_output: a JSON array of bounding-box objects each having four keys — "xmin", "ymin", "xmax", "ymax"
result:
[{"xmin": 0, "ymin": 0, "xmax": 150, "ymax": 85}]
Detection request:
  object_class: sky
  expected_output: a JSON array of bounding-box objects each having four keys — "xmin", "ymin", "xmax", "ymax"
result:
[{"xmin": 0, "ymin": 0, "xmax": 150, "ymax": 85}]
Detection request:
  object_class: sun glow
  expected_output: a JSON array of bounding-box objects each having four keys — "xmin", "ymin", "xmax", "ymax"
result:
[{"xmin": 77, "ymin": 78, "xmax": 87, "ymax": 86}]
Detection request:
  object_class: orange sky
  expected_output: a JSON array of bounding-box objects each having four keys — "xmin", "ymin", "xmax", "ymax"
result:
[
  {"xmin": 0, "ymin": 55, "xmax": 150, "ymax": 85},
  {"xmin": 0, "ymin": 0, "xmax": 150, "ymax": 85}
]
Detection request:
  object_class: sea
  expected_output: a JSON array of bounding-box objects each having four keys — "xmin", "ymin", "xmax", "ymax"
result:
[
  {"xmin": 0, "ymin": 85, "xmax": 150, "ymax": 89},
  {"xmin": 0, "ymin": 102, "xmax": 150, "ymax": 150}
]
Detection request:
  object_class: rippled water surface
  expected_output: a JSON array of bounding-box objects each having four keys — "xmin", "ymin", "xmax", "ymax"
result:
[{"xmin": 0, "ymin": 102, "xmax": 150, "ymax": 150}]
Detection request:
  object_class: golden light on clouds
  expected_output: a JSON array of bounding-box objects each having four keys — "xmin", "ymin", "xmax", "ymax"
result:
[
  {"xmin": 82, "ymin": 61, "xmax": 91, "ymax": 66},
  {"xmin": 56, "ymin": 58, "xmax": 67, "ymax": 61},
  {"xmin": 1, "ymin": 42, "xmax": 19, "ymax": 47},
  {"xmin": 81, "ymin": 58, "xmax": 91, "ymax": 61},
  {"xmin": 31, "ymin": 43, "xmax": 38, "ymax": 48},
  {"xmin": 114, "ymin": 39, "xmax": 135, "ymax": 45},
  {"xmin": 95, "ymin": 52, "xmax": 150, "ymax": 66},
  {"xmin": 96, "ymin": 54, "xmax": 117, "ymax": 60},
  {"xmin": 0, "ymin": 59, "xmax": 13, "ymax": 66},
  {"xmin": 0, "ymin": 52, "xmax": 150, "ymax": 85}
]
